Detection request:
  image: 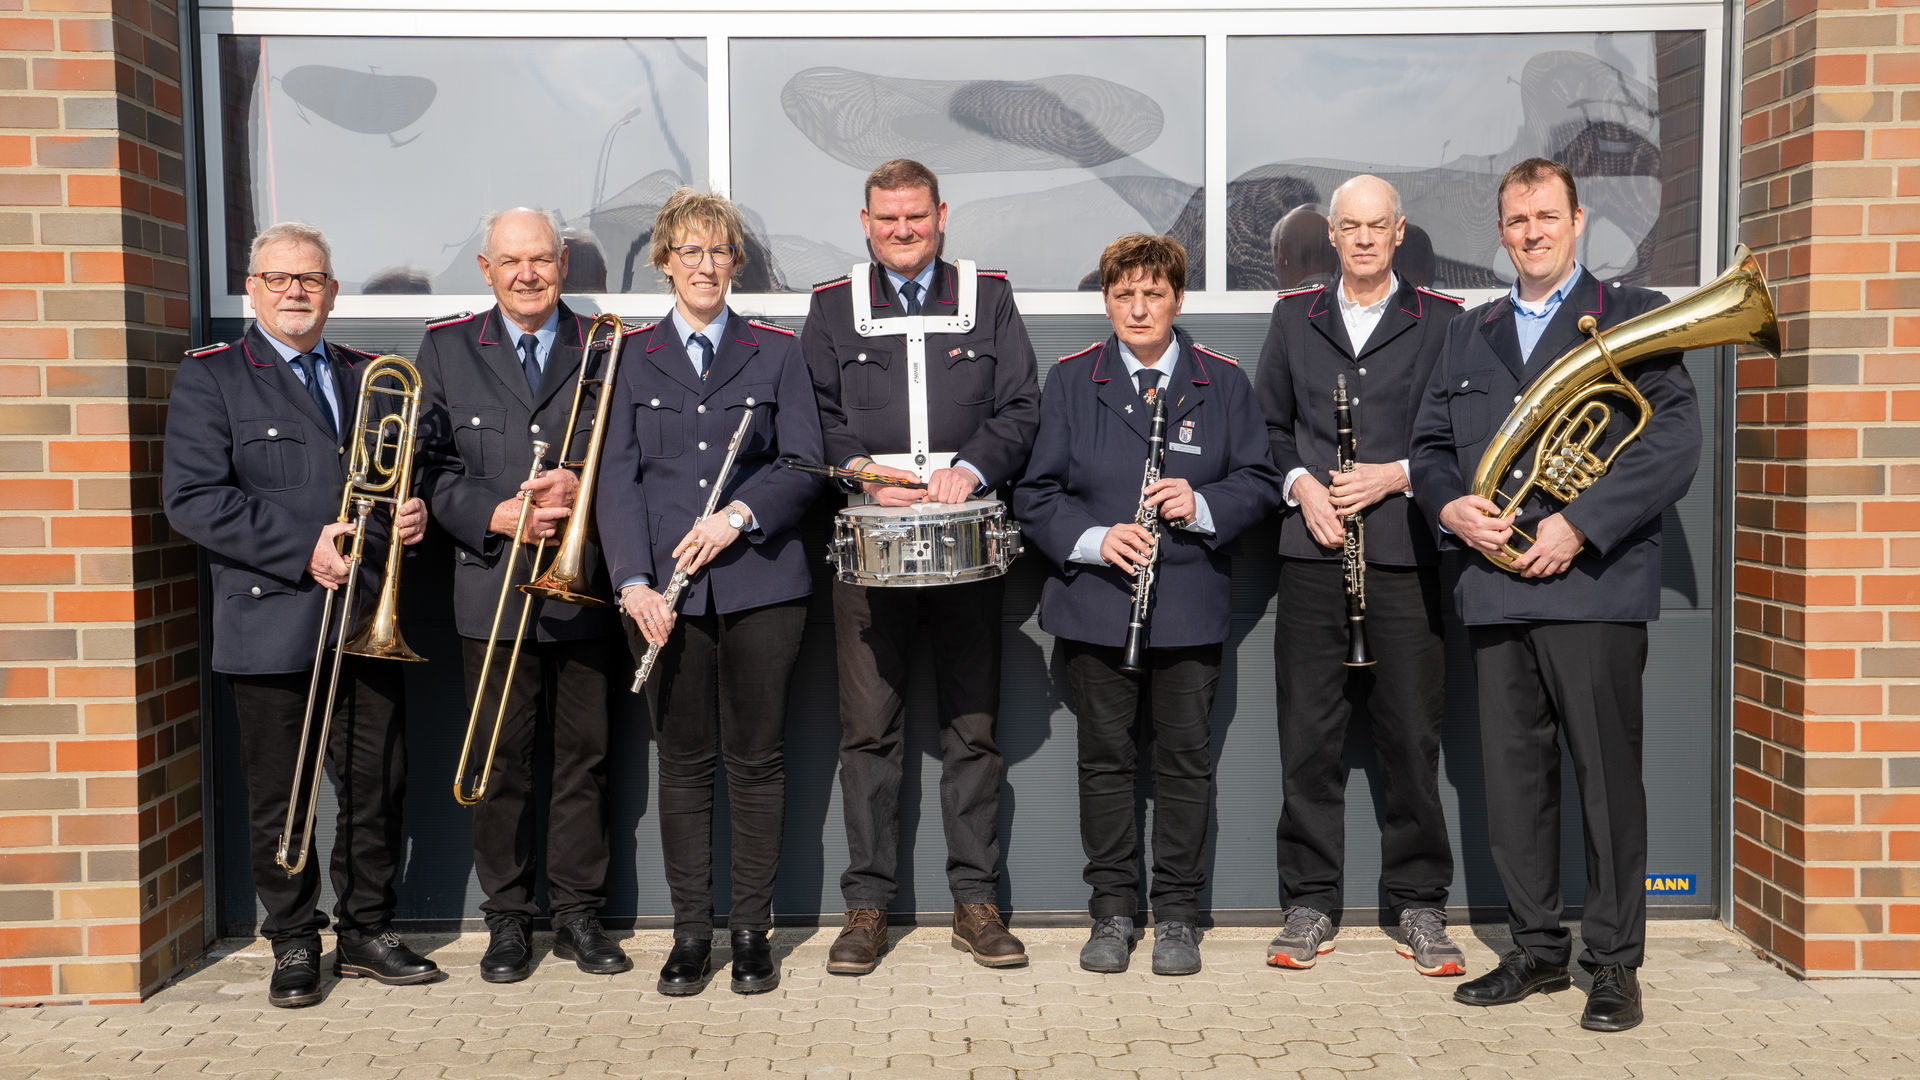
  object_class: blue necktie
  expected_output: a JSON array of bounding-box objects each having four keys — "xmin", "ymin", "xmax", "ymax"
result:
[
  {"xmin": 518, "ymin": 333, "xmax": 541, "ymax": 394},
  {"xmin": 689, "ymin": 332, "xmax": 714, "ymax": 380},
  {"xmin": 900, "ymin": 280, "xmax": 922, "ymax": 315},
  {"xmin": 294, "ymin": 352, "xmax": 337, "ymax": 438},
  {"xmin": 1136, "ymin": 366, "xmax": 1162, "ymax": 404}
]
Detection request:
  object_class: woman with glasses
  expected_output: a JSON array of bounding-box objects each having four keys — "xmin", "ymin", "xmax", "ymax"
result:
[{"xmin": 596, "ymin": 188, "xmax": 824, "ymax": 996}]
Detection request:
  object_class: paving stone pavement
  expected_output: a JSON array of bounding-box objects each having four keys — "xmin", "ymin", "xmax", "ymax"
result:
[{"xmin": 3, "ymin": 921, "xmax": 1917, "ymax": 1079}]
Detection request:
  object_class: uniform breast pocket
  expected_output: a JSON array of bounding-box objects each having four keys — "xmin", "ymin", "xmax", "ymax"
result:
[
  {"xmin": 236, "ymin": 418, "xmax": 309, "ymax": 492},
  {"xmin": 729, "ymin": 382, "xmax": 777, "ymax": 452},
  {"xmin": 451, "ymin": 404, "xmax": 508, "ymax": 479},
  {"xmin": 637, "ymin": 394, "xmax": 685, "ymax": 459},
  {"xmin": 841, "ymin": 350, "xmax": 893, "ymax": 411},
  {"xmin": 946, "ymin": 345, "xmax": 996, "ymax": 406},
  {"xmin": 1447, "ymin": 372, "xmax": 1497, "ymax": 445}
]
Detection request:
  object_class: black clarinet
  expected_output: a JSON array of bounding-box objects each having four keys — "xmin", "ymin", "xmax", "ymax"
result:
[
  {"xmin": 1335, "ymin": 374, "xmax": 1376, "ymax": 667},
  {"xmin": 1119, "ymin": 393, "xmax": 1170, "ymax": 676}
]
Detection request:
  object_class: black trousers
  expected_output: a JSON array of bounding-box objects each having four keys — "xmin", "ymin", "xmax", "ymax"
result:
[
  {"xmin": 1273, "ymin": 559, "xmax": 1452, "ymax": 916},
  {"xmin": 630, "ymin": 598, "xmax": 807, "ymax": 938},
  {"xmin": 832, "ymin": 576, "xmax": 1004, "ymax": 908},
  {"xmin": 461, "ymin": 635, "xmax": 616, "ymax": 928},
  {"xmin": 1062, "ymin": 639, "xmax": 1221, "ymax": 926},
  {"xmin": 1471, "ymin": 620, "xmax": 1649, "ymax": 970},
  {"xmin": 229, "ymin": 657, "xmax": 407, "ymax": 950}
]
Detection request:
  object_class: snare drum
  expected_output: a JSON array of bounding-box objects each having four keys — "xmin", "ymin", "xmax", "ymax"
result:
[{"xmin": 829, "ymin": 499, "xmax": 1023, "ymax": 586}]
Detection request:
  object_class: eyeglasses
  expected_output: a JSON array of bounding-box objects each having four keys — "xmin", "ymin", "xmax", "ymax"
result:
[
  {"xmin": 255, "ymin": 271, "xmax": 332, "ymax": 293},
  {"xmin": 672, "ymin": 244, "xmax": 739, "ymax": 268}
]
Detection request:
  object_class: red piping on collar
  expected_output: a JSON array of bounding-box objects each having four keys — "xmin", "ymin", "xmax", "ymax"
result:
[
  {"xmin": 644, "ymin": 320, "xmax": 670, "ymax": 354},
  {"xmin": 478, "ymin": 309, "xmax": 499, "ymax": 346},
  {"xmin": 242, "ymin": 338, "xmax": 271, "ymax": 368},
  {"xmin": 1401, "ymin": 289, "xmax": 1423, "ymax": 318},
  {"xmin": 1087, "ymin": 343, "xmax": 1113, "ymax": 383},
  {"xmin": 1483, "ymin": 297, "xmax": 1510, "ymax": 325},
  {"xmin": 734, "ymin": 319, "xmax": 759, "ymax": 348},
  {"xmin": 1306, "ymin": 289, "xmax": 1328, "ymax": 318},
  {"xmin": 937, "ymin": 262, "xmax": 955, "ymax": 305},
  {"xmin": 1186, "ymin": 347, "xmax": 1212, "ymax": 385}
]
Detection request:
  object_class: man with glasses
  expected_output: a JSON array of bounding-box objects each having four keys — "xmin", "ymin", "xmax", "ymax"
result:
[
  {"xmin": 163, "ymin": 222, "xmax": 438, "ymax": 1007},
  {"xmin": 1254, "ymin": 175, "xmax": 1465, "ymax": 979},
  {"xmin": 414, "ymin": 206, "xmax": 629, "ymax": 984},
  {"xmin": 803, "ymin": 159, "xmax": 1041, "ymax": 976}
]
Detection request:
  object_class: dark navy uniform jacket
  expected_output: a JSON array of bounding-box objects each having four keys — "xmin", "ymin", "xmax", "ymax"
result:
[
  {"xmin": 1015, "ymin": 331, "xmax": 1284, "ymax": 650},
  {"xmin": 594, "ymin": 312, "xmax": 825, "ymax": 617},
  {"xmin": 414, "ymin": 300, "xmax": 618, "ymax": 642},
  {"xmin": 1409, "ymin": 269, "xmax": 1700, "ymax": 626},
  {"xmin": 1254, "ymin": 275, "xmax": 1462, "ymax": 566},
  {"xmin": 803, "ymin": 259, "xmax": 1040, "ymax": 489},
  {"xmin": 162, "ymin": 324, "xmax": 396, "ymax": 675}
]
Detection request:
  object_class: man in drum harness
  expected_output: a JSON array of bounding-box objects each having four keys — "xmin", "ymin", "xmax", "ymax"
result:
[{"xmin": 803, "ymin": 158, "xmax": 1041, "ymax": 976}]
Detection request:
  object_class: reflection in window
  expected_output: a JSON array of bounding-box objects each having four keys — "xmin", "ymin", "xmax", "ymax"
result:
[
  {"xmin": 218, "ymin": 37, "xmax": 707, "ymax": 295},
  {"xmin": 1225, "ymin": 32, "xmax": 1703, "ymax": 291},
  {"xmin": 731, "ymin": 38, "xmax": 1204, "ymax": 292}
]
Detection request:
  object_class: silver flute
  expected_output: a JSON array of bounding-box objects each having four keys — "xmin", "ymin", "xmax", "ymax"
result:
[{"xmin": 629, "ymin": 408, "xmax": 755, "ymax": 693}]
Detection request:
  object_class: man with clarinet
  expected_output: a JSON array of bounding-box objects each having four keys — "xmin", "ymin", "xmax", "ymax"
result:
[
  {"xmin": 1253, "ymin": 175, "xmax": 1465, "ymax": 977},
  {"xmin": 1016, "ymin": 233, "xmax": 1280, "ymax": 976}
]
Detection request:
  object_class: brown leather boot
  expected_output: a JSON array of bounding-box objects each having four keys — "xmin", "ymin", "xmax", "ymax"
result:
[
  {"xmin": 951, "ymin": 902, "xmax": 1028, "ymax": 968},
  {"xmin": 827, "ymin": 909, "xmax": 888, "ymax": 975}
]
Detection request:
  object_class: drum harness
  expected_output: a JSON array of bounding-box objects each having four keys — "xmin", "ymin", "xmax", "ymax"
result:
[{"xmin": 848, "ymin": 259, "xmax": 979, "ymax": 497}]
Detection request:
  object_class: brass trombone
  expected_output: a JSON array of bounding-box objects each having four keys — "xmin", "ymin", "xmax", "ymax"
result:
[
  {"xmin": 1471, "ymin": 245, "xmax": 1780, "ymax": 571},
  {"xmin": 453, "ymin": 314, "xmax": 625, "ymax": 806},
  {"xmin": 276, "ymin": 355, "xmax": 426, "ymax": 876}
]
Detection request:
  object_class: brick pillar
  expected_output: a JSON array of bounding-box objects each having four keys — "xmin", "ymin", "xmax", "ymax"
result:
[
  {"xmin": 1734, "ymin": 0, "xmax": 1920, "ymax": 977},
  {"xmin": 0, "ymin": 1, "xmax": 202, "ymax": 1003}
]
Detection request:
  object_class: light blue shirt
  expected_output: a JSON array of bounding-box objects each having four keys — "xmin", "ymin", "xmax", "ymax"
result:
[
  {"xmin": 1069, "ymin": 338, "xmax": 1216, "ymax": 566},
  {"xmin": 668, "ymin": 305, "xmax": 730, "ymax": 378},
  {"xmin": 501, "ymin": 307, "xmax": 560, "ymax": 374},
  {"xmin": 1510, "ymin": 265, "xmax": 1584, "ymax": 363},
  {"xmin": 257, "ymin": 329, "xmax": 340, "ymax": 430}
]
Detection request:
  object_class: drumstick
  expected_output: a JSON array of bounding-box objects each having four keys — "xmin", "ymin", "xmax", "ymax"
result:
[{"xmin": 784, "ymin": 460, "xmax": 928, "ymax": 489}]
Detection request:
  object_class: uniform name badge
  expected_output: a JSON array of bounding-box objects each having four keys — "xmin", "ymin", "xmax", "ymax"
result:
[{"xmin": 1169, "ymin": 418, "xmax": 1201, "ymax": 454}]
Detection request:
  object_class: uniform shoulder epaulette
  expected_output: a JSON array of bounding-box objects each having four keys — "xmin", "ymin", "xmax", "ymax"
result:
[
  {"xmin": 1275, "ymin": 284, "xmax": 1323, "ymax": 301},
  {"xmin": 332, "ymin": 342, "xmax": 379, "ymax": 361},
  {"xmin": 749, "ymin": 318, "xmax": 795, "ymax": 337},
  {"xmin": 618, "ymin": 320, "xmax": 654, "ymax": 336},
  {"xmin": 976, "ymin": 268, "xmax": 1009, "ymax": 278},
  {"xmin": 1056, "ymin": 342, "xmax": 1102, "ymax": 363},
  {"xmin": 1193, "ymin": 344, "xmax": 1240, "ymax": 365},
  {"xmin": 812, "ymin": 274, "xmax": 851, "ymax": 292},
  {"xmin": 424, "ymin": 310, "xmax": 475, "ymax": 329},
  {"xmin": 1416, "ymin": 286, "xmax": 1464, "ymax": 305},
  {"xmin": 183, "ymin": 341, "xmax": 230, "ymax": 358}
]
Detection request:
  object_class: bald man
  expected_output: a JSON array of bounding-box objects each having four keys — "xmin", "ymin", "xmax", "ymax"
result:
[
  {"xmin": 1254, "ymin": 175, "xmax": 1465, "ymax": 978},
  {"xmin": 415, "ymin": 207, "xmax": 629, "ymax": 984}
]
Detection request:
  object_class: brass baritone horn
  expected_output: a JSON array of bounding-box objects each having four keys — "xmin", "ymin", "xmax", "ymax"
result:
[
  {"xmin": 454, "ymin": 314, "xmax": 624, "ymax": 807},
  {"xmin": 277, "ymin": 355, "xmax": 426, "ymax": 876},
  {"xmin": 1470, "ymin": 244, "xmax": 1780, "ymax": 572}
]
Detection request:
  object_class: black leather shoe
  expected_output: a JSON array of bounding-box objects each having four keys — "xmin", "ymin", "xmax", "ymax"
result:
[
  {"xmin": 656, "ymin": 937, "xmax": 712, "ymax": 996},
  {"xmin": 480, "ymin": 920, "xmax": 533, "ymax": 984},
  {"xmin": 729, "ymin": 929, "xmax": 778, "ymax": 995},
  {"xmin": 268, "ymin": 945, "xmax": 323, "ymax": 1008},
  {"xmin": 555, "ymin": 915, "xmax": 632, "ymax": 975},
  {"xmin": 1581, "ymin": 963, "xmax": 1643, "ymax": 1032},
  {"xmin": 334, "ymin": 929, "xmax": 439, "ymax": 985},
  {"xmin": 1453, "ymin": 948, "xmax": 1570, "ymax": 1006}
]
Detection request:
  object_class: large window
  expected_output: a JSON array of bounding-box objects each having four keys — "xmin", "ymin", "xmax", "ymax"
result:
[
  {"xmin": 1225, "ymin": 32, "xmax": 1705, "ymax": 292},
  {"xmin": 729, "ymin": 37, "xmax": 1205, "ymax": 292},
  {"xmin": 217, "ymin": 36, "xmax": 708, "ymax": 295}
]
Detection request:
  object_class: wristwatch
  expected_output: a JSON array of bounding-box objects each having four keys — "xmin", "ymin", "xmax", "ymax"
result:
[{"xmin": 725, "ymin": 506, "xmax": 746, "ymax": 531}]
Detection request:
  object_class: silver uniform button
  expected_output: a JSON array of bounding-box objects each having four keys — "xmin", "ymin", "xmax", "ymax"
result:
[
  {"xmin": 857, "ymin": 352, "xmax": 868, "ymax": 362},
  {"xmin": 1513, "ymin": 395, "xmax": 1522, "ymax": 403},
  {"xmin": 1357, "ymin": 367, "xmax": 1366, "ymax": 376},
  {"xmin": 266, "ymin": 427, "xmax": 278, "ymax": 437},
  {"xmin": 470, "ymin": 416, "xmax": 482, "ymax": 426},
  {"xmin": 1351, "ymin": 396, "xmax": 1359, "ymax": 406},
  {"xmin": 697, "ymin": 404, "xmax": 706, "ymax": 414},
  {"xmin": 698, "ymin": 441, "xmax": 708, "ymax": 451},
  {"xmin": 1460, "ymin": 380, "xmax": 1469, "ymax": 388},
  {"xmin": 698, "ymin": 478, "xmax": 708, "ymax": 488},
  {"xmin": 650, "ymin": 398, "xmax": 660, "ymax": 407},
  {"xmin": 250, "ymin": 586, "xmax": 261, "ymax": 596},
  {"xmin": 530, "ymin": 423, "xmax": 541, "ymax": 434},
  {"xmin": 744, "ymin": 397, "xmax": 755, "ymax": 406},
  {"xmin": 967, "ymin": 349, "xmax": 976, "ymax": 358}
]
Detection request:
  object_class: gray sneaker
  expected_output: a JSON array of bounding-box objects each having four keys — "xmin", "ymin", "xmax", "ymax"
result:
[
  {"xmin": 1266, "ymin": 905, "xmax": 1336, "ymax": 969},
  {"xmin": 1397, "ymin": 907, "xmax": 1467, "ymax": 976},
  {"xmin": 1152, "ymin": 920, "xmax": 1202, "ymax": 976},
  {"xmin": 1079, "ymin": 915, "xmax": 1135, "ymax": 973}
]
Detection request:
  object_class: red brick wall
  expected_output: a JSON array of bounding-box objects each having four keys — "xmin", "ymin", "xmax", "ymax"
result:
[
  {"xmin": 1733, "ymin": 0, "xmax": 1920, "ymax": 976},
  {"xmin": 0, "ymin": 0, "xmax": 202, "ymax": 1004}
]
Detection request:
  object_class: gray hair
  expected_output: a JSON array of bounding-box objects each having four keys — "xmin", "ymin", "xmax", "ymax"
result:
[
  {"xmin": 482, "ymin": 207, "xmax": 565, "ymax": 259},
  {"xmin": 248, "ymin": 222, "xmax": 333, "ymax": 275},
  {"xmin": 1328, "ymin": 175, "xmax": 1404, "ymax": 224}
]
